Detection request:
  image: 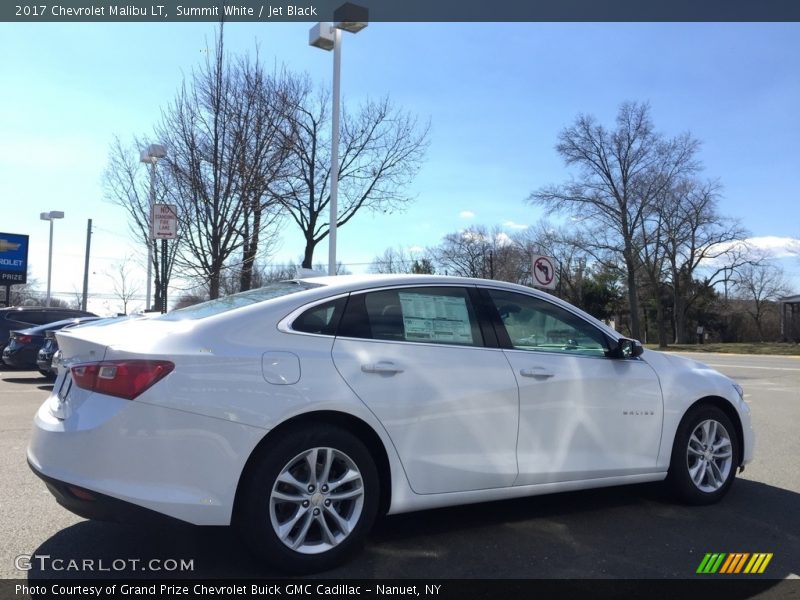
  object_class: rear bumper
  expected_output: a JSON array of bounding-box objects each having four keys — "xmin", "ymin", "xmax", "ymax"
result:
[
  {"xmin": 37, "ymin": 351, "xmax": 54, "ymax": 372},
  {"xmin": 2, "ymin": 347, "xmax": 38, "ymax": 369},
  {"xmin": 28, "ymin": 458, "xmax": 185, "ymax": 526},
  {"xmin": 28, "ymin": 386, "xmax": 268, "ymax": 526}
]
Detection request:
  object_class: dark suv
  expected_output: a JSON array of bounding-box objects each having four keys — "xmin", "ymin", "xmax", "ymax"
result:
[{"xmin": 0, "ymin": 307, "xmax": 97, "ymax": 365}]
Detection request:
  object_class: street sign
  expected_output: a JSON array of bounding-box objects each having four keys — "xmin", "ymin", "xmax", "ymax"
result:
[
  {"xmin": 0, "ymin": 232, "xmax": 29, "ymax": 285},
  {"xmin": 531, "ymin": 254, "xmax": 557, "ymax": 290},
  {"xmin": 151, "ymin": 204, "xmax": 178, "ymax": 239}
]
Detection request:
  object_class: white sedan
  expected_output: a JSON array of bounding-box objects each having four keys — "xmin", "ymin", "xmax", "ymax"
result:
[{"xmin": 28, "ymin": 274, "xmax": 754, "ymax": 573}]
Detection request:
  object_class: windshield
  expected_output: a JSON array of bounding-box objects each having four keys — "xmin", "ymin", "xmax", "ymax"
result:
[{"xmin": 157, "ymin": 281, "xmax": 322, "ymax": 321}]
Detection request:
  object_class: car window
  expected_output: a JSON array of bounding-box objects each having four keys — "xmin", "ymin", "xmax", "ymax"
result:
[
  {"xmin": 486, "ymin": 289, "xmax": 609, "ymax": 357},
  {"xmin": 13, "ymin": 310, "xmax": 44, "ymax": 325},
  {"xmin": 291, "ymin": 298, "xmax": 346, "ymax": 336},
  {"xmin": 341, "ymin": 287, "xmax": 483, "ymax": 347},
  {"xmin": 158, "ymin": 281, "xmax": 322, "ymax": 321}
]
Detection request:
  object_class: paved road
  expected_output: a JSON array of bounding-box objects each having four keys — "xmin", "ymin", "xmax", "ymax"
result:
[{"xmin": 1, "ymin": 352, "xmax": 798, "ymax": 581}]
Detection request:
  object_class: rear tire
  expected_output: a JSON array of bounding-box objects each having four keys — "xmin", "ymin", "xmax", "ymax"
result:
[
  {"xmin": 237, "ymin": 424, "xmax": 379, "ymax": 574},
  {"xmin": 667, "ymin": 405, "xmax": 739, "ymax": 505}
]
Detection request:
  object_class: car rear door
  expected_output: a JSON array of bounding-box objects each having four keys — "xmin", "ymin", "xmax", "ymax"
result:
[{"xmin": 331, "ymin": 285, "xmax": 520, "ymax": 495}]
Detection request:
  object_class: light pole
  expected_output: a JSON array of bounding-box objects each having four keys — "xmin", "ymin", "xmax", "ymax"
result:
[
  {"xmin": 309, "ymin": 3, "xmax": 368, "ymax": 276},
  {"xmin": 140, "ymin": 143, "xmax": 167, "ymax": 310},
  {"xmin": 39, "ymin": 211, "xmax": 64, "ymax": 307}
]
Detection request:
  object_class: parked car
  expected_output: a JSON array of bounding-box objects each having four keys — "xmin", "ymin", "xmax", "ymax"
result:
[
  {"xmin": 37, "ymin": 316, "xmax": 126, "ymax": 378},
  {"xmin": 3, "ymin": 317, "xmax": 102, "ymax": 371},
  {"xmin": 28, "ymin": 275, "xmax": 754, "ymax": 573},
  {"xmin": 0, "ymin": 307, "xmax": 96, "ymax": 363}
]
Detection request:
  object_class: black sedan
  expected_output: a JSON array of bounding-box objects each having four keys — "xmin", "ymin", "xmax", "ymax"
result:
[{"xmin": 2, "ymin": 317, "xmax": 102, "ymax": 372}]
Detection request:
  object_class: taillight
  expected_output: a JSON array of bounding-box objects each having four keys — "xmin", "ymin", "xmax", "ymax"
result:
[
  {"xmin": 16, "ymin": 335, "xmax": 33, "ymax": 344},
  {"xmin": 71, "ymin": 360, "xmax": 174, "ymax": 400}
]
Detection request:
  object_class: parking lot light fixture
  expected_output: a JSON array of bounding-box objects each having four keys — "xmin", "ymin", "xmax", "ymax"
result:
[
  {"xmin": 140, "ymin": 144, "xmax": 168, "ymax": 310},
  {"xmin": 39, "ymin": 211, "xmax": 64, "ymax": 307},
  {"xmin": 309, "ymin": 3, "xmax": 368, "ymax": 275}
]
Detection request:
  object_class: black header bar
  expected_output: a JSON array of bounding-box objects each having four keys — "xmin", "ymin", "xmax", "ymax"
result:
[{"xmin": 4, "ymin": 0, "xmax": 800, "ymax": 23}]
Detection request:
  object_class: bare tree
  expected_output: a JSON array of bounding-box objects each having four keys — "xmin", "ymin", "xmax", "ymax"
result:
[
  {"xmin": 106, "ymin": 258, "xmax": 141, "ymax": 315},
  {"xmin": 369, "ymin": 247, "xmax": 415, "ymax": 274},
  {"xmin": 158, "ymin": 29, "xmax": 291, "ymax": 299},
  {"xmin": 529, "ymin": 102, "xmax": 700, "ymax": 340},
  {"xmin": 227, "ymin": 56, "xmax": 295, "ymax": 292},
  {"xmin": 262, "ymin": 262, "xmax": 301, "ymax": 283},
  {"xmin": 732, "ymin": 258, "xmax": 792, "ymax": 341},
  {"xmin": 659, "ymin": 179, "xmax": 749, "ymax": 343},
  {"xmin": 4, "ymin": 279, "xmax": 40, "ymax": 306},
  {"xmin": 273, "ymin": 84, "xmax": 430, "ymax": 268},
  {"xmin": 106, "ymin": 28, "xmax": 292, "ymax": 301},
  {"xmin": 104, "ymin": 136, "xmax": 179, "ymax": 310}
]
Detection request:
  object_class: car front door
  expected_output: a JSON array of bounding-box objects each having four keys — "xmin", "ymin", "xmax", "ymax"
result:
[
  {"xmin": 331, "ymin": 285, "xmax": 520, "ymax": 495},
  {"xmin": 482, "ymin": 288, "xmax": 664, "ymax": 486}
]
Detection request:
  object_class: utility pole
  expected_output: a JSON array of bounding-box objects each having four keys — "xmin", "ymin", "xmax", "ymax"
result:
[{"xmin": 81, "ymin": 219, "xmax": 92, "ymax": 311}]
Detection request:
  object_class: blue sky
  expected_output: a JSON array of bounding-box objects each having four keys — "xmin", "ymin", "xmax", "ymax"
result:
[{"xmin": 1, "ymin": 22, "xmax": 799, "ymax": 312}]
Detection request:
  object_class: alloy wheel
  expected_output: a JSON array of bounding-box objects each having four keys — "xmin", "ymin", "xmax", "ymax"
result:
[
  {"xmin": 269, "ymin": 447, "xmax": 365, "ymax": 554},
  {"xmin": 686, "ymin": 419, "xmax": 733, "ymax": 493}
]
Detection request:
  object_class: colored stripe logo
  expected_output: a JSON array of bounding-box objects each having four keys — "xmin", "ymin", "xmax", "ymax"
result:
[{"xmin": 697, "ymin": 553, "xmax": 773, "ymax": 574}]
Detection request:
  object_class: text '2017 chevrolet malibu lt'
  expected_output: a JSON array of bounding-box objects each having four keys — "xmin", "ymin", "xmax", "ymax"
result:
[{"xmin": 28, "ymin": 274, "xmax": 754, "ymax": 573}]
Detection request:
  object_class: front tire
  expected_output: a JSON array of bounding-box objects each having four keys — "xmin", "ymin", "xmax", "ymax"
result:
[
  {"xmin": 238, "ymin": 424, "xmax": 379, "ymax": 574},
  {"xmin": 667, "ymin": 405, "xmax": 739, "ymax": 505}
]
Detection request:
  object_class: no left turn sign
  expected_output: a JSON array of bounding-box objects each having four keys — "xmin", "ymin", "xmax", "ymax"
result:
[{"xmin": 531, "ymin": 254, "xmax": 557, "ymax": 290}]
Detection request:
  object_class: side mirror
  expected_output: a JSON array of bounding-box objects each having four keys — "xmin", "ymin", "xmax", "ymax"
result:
[{"xmin": 609, "ymin": 337, "xmax": 643, "ymax": 359}]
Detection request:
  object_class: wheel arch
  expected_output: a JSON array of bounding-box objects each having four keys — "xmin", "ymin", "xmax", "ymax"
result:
[
  {"xmin": 232, "ymin": 410, "xmax": 393, "ymax": 521},
  {"xmin": 684, "ymin": 396, "xmax": 745, "ymax": 466}
]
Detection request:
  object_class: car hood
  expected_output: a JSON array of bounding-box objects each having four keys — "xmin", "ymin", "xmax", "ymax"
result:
[{"xmin": 641, "ymin": 349, "xmax": 735, "ymax": 385}]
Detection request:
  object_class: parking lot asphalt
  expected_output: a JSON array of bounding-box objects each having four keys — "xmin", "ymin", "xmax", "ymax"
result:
[{"xmin": 1, "ymin": 352, "xmax": 798, "ymax": 582}]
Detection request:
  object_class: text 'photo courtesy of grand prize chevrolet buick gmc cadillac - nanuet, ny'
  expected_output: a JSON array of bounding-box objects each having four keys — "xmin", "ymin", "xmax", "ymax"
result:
[{"xmin": 27, "ymin": 274, "xmax": 754, "ymax": 573}]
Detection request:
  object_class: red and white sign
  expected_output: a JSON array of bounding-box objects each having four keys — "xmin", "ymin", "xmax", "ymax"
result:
[
  {"xmin": 151, "ymin": 204, "xmax": 178, "ymax": 240},
  {"xmin": 531, "ymin": 254, "xmax": 557, "ymax": 290}
]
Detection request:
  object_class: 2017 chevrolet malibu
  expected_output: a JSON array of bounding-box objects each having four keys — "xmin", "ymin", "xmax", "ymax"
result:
[{"xmin": 28, "ymin": 275, "xmax": 754, "ymax": 573}]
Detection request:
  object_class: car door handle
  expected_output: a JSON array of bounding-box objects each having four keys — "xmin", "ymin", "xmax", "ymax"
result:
[
  {"xmin": 361, "ymin": 361, "xmax": 404, "ymax": 375},
  {"xmin": 520, "ymin": 367, "xmax": 554, "ymax": 379}
]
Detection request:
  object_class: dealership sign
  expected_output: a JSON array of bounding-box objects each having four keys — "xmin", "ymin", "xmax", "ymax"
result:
[{"xmin": 0, "ymin": 232, "xmax": 29, "ymax": 285}]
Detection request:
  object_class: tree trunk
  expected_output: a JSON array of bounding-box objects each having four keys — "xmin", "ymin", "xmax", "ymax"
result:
[
  {"xmin": 656, "ymin": 294, "xmax": 668, "ymax": 349},
  {"xmin": 302, "ymin": 238, "xmax": 316, "ymax": 269},
  {"xmin": 240, "ymin": 202, "xmax": 261, "ymax": 292},
  {"xmin": 625, "ymin": 253, "xmax": 641, "ymax": 340}
]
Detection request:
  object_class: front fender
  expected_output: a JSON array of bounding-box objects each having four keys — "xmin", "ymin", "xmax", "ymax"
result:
[{"xmin": 641, "ymin": 351, "xmax": 754, "ymax": 469}]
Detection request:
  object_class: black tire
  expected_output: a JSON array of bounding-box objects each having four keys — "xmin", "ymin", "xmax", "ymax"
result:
[
  {"xmin": 237, "ymin": 424, "xmax": 379, "ymax": 574},
  {"xmin": 667, "ymin": 405, "xmax": 740, "ymax": 505}
]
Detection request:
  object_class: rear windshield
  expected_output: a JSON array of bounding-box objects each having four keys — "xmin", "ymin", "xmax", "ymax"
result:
[{"xmin": 158, "ymin": 281, "xmax": 321, "ymax": 321}]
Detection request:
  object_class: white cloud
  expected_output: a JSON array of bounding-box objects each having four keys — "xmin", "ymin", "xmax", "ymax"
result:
[
  {"xmin": 408, "ymin": 246, "xmax": 424, "ymax": 254},
  {"xmin": 461, "ymin": 229, "xmax": 485, "ymax": 242},
  {"xmin": 707, "ymin": 236, "xmax": 800, "ymax": 262},
  {"xmin": 503, "ymin": 220, "xmax": 528, "ymax": 230},
  {"xmin": 742, "ymin": 236, "xmax": 800, "ymax": 258},
  {"xmin": 495, "ymin": 232, "xmax": 513, "ymax": 247},
  {"xmin": 459, "ymin": 210, "xmax": 476, "ymax": 219}
]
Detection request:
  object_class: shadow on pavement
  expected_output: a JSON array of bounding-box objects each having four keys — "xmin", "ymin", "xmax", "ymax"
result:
[
  {"xmin": 26, "ymin": 478, "xmax": 798, "ymax": 584},
  {"xmin": 2, "ymin": 376, "xmax": 49, "ymax": 385}
]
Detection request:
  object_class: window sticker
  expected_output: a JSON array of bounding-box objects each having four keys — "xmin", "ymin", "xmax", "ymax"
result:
[{"xmin": 398, "ymin": 292, "xmax": 474, "ymax": 344}]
